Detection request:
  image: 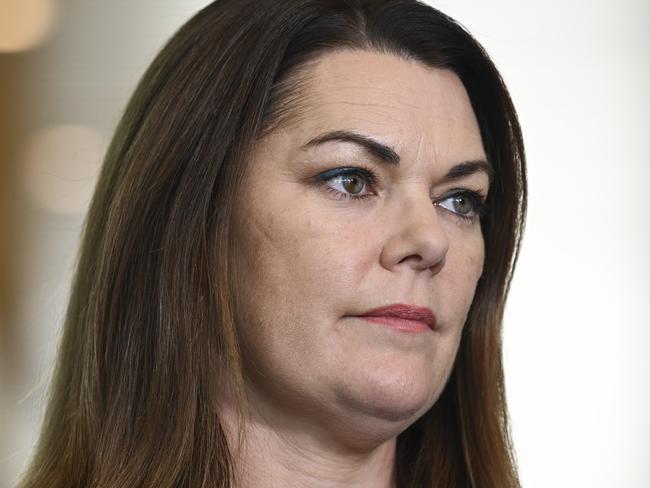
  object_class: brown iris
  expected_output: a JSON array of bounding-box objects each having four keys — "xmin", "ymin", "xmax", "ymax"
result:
[{"xmin": 341, "ymin": 174, "xmax": 365, "ymax": 194}]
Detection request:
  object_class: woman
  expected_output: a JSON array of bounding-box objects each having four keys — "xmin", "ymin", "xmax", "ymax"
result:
[{"xmin": 19, "ymin": 0, "xmax": 526, "ymax": 486}]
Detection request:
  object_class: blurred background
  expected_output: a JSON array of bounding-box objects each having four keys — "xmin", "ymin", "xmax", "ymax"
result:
[{"xmin": 0, "ymin": 0, "xmax": 648, "ymax": 486}]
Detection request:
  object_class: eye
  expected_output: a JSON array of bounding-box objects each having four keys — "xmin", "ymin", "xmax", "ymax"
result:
[
  {"xmin": 435, "ymin": 190, "xmax": 487, "ymax": 222},
  {"xmin": 314, "ymin": 166, "xmax": 378, "ymax": 201}
]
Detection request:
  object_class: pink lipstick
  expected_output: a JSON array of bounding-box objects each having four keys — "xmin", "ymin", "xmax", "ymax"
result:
[{"xmin": 354, "ymin": 303, "xmax": 436, "ymax": 333}]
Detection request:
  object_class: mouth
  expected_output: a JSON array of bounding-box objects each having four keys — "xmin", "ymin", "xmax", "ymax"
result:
[{"xmin": 352, "ymin": 303, "xmax": 437, "ymax": 332}]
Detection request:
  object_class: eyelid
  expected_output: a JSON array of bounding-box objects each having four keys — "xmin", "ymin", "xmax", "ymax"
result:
[
  {"xmin": 314, "ymin": 165, "xmax": 380, "ymax": 184},
  {"xmin": 436, "ymin": 187, "xmax": 487, "ymax": 201}
]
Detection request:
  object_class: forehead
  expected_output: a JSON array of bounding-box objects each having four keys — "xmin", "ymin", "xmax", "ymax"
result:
[{"xmin": 283, "ymin": 49, "xmax": 486, "ymax": 166}]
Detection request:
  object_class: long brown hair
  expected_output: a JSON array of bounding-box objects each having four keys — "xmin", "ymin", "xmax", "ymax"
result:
[{"xmin": 19, "ymin": 1, "xmax": 526, "ymax": 486}]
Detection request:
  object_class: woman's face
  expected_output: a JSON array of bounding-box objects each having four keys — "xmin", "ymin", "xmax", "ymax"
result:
[{"xmin": 230, "ymin": 49, "xmax": 490, "ymax": 446}]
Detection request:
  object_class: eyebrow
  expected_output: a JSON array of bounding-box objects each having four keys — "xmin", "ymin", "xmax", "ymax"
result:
[
  {"xmin": 302, "ymin": 130, "xmax": 400, "ymax": 165},
  {"xmin": 301, "ymin": 129, "xmax": 493, "ymax": 182},
  {"xmin": 445, "ymin": 159, "xmax": 494, "ymax": 183}
]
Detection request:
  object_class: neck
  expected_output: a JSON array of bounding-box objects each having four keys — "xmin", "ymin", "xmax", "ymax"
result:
[{"xmin": 219, "ymin": 397, "xmax": 398, "ymax": 488}]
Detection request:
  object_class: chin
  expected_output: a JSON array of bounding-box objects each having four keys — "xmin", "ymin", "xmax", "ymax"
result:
[
  {"xmin": 329, "ymin": 385, "xmax": 435, "ymax": 452},
  {"xmin": 337, "ymin": 367, "xmax": 438, "ymax": 426}
]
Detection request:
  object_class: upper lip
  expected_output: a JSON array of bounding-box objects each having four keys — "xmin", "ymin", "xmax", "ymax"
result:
[{"xmin": 355, "ymin": 303, "xmax": 437, "ymax": 330}]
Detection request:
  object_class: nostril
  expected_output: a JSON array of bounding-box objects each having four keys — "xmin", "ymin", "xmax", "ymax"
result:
[
  {"xmin": 398, "ymin": 254, "xmax": 445, "ymax": 275},
  {"xmin": 398, "ymin": 254, "xmax": 422, "ymax": 266}
]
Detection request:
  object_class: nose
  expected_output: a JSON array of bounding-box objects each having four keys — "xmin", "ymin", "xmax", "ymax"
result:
[{"xmin": 379, "ymin": 192, "xmax": 449, "ymax": 275}]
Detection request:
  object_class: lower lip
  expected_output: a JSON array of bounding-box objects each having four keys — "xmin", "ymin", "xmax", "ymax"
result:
[{"xmin": 356, "ymin": 316, "xmax": 431, "ymax": 333}]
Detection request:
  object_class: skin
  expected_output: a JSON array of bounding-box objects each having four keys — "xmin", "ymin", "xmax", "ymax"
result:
[{"xmin": 222, "ymin": 49, "xmax": 490, "ymax": 487}]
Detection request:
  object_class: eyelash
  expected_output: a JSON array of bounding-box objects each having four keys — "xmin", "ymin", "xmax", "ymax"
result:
[{"xmin": 314, "ymin": 165, "xmax": 488, "ymax": 223}]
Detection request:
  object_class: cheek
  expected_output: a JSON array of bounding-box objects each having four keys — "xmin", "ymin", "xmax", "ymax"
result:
[
  {"xmin": 230, "ymin": 201, "xmax": 370, "ymax": 391},
  {"xmin": 232, "ymin": 202, "xmax": 354, "ymax": 330},
  {"xmin": 439, "ymin": 230, "xmax": 485, "ymax": 324},
  {"xmin": 462, "ymin": 235, "xmax": 485, "ymax": 289}
]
